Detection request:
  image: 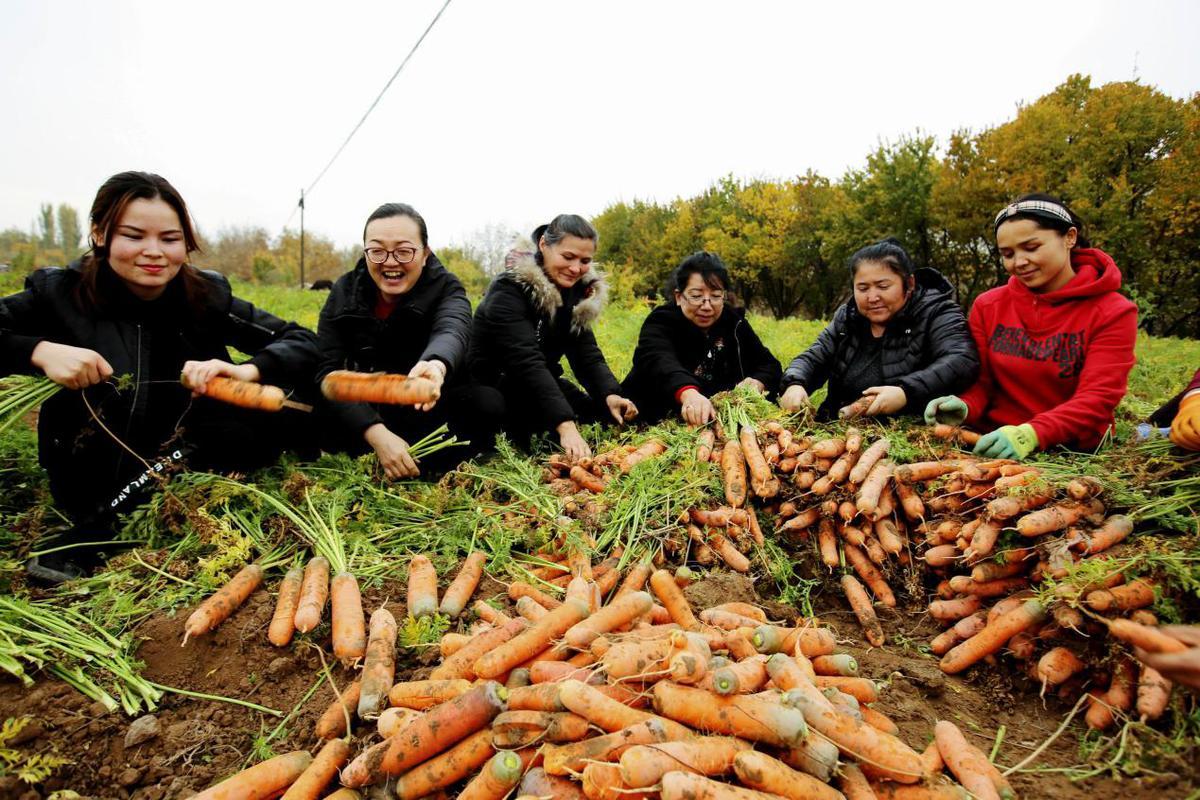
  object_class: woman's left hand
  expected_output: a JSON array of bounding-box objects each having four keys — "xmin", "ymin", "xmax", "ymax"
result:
[
  {"xmin": 737, "ymin": 377, "xmax": 767, "ymax": 394},
  {"xmin": 606, "ymin": 395, "xmax": 639, "ymax": 425},
  {"xmin": 860, "ymin": 385, "xmax": 907, "ymax": 416},
  {"xmin": 408, "ymin": 359, "xmax": 447, "ymax": 412},
  {"xmin": 181, "ymin": 359, "xmax": 260, "ymax": 395}
]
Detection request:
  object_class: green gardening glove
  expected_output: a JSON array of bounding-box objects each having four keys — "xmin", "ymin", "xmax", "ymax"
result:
[
  {"xmin": 973, "ymin": 424, "xmax": 1039, "ymax": 460},
  {"xmin": 924, "ymin": 395, "xmax": 968, "ymax": 426}
]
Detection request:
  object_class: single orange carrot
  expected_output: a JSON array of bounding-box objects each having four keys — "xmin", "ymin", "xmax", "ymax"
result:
[
  {"xmin": 1105, "ymin": 618, "xmax": 1189, "ymax": 653},
  {"xmin": 650, "ymin": 569, "xmax": 700, "ymax": 630},
  {"xmin": 473, "ymin": 598, "xmax": 590, "ymax": 679},
  {"xmin": 651, "ymin": 682, "xmax": 808, "ymax": 747},
  {"xmin": 280, "ymin": 738, "xmax": 350, "ymax": 800},
  {"xmin": 430, "ymin": 616, "xmax": 528, "ymax": 681},
  {"xmin": 895, "ymin": 460, "xmax": 965, "ymax": 483},
  {"xmin": 855, "ymin": 460, "xmax": 894, "ymax": 518},
  {"xmin": 1136, "ymin": 665, "xmax": 1173, "ymax": 722},
  {"xmin": 406, "ymin": 554, "xmax": 438, "ymax": 618},
  {"xmin": 842, "ymin": 574, "xmax": 884, "ymax": 647},
  {"xmin": 520, "ymin": 767, "xmax": 588, "ymax": 800},
  {"xmin": 473, "ymin": 599, "xmax": 512, "ymax": 624},
  {"xmin": 314, "ymin": 681, "xmax": 360, "ymax": 740},
  {"xmin": 837, "ymin": 763, "xmax": 877, "ymax": 800},
  {"xmin": 564, "ymin": 591, "xmax": 654, "ymax": 649},
  {"xmin": 659, "ymin": 769, "xmax": 793, "ymax": 799},
  {"xmin": 571, "ymin": 464, "xmax": 608, "ymax": 493},
  {"xmin": 268, "ymin": 567, "xmax": 303, "ymax": 647},
  {"xmin": 377, "ymin": 707, "xmax": 423, "ymax": 738},
  {"xmin": 787, "ymin": 690, "xmax": 925, "ymax": 784},
  {"xmin": 1086, "ymin": 579, "xmax": 1156, "ymax": 612},
  {"xmin": 439, "ymin": 552, "xmax": 486, "ymax": 618},
  {"xmin": 320, "ymin": 370, "xmax": 439, "ymax": 405},
  {"xmin": 620, "ymin": 737, "xmax": 750, "ymax": 788},
  {"xmin": 940, "ymin": 600, "xmax": 1046, "ymax": 674},
  {"xmin": 722, "ymin": 440, "xmax": 748, "ymax": 507},
  {"xmin": 183, "ymin": 563, "xmax": 264, "ymax": 644},
  {"xmin": 508, "ymin": 580, "xmax": 563, "ymax": 610},
  {"xmin": 732, "ymin": 749, "xmax": 846, "ymax": 800},
  {"xmin": 622, "ymin": 440, "xmax": 667, "ymax": 473},
  {"xmin": 1070, "ymin": 514, "xmax": 1133, "ymax": 554},
  {"xmin": 387, "ymin": 678, "xmax": 472, "ymax": 710},
  {"xmin": 357, "ymin": 607, "xmax": 398, "ymax": 719},
  {"xmin": 391, "ymin": 727, "xmax": 495, "ymax": 800},
  {"xmin": 190, "ymin": 750, "xmax": 312, "ymax": 800},
  {"xmin": 844, "ymin": 543, "xmax": 896, "ymax": 608},
  {"xmin": 711, "ymin": 654, "xmax": 770, "ymax": 695},
  {"xmin": 741, "ymin": 426, "xmax": 779, "ymax": 498},
  {"xmin": 696, "ymin": 429, "xmax": 716, "ymax": 462},
  {"xmin": 542, "ymin": 719, "xmax": 670, "ymax": 776},
  {"xmin": 331, "ymin": 571, "xmax": 366, "ymax": 664},
  {"xmin": 184, "ymin": 375, "xmax": 288, "ymax": 412},
  {"xmin": 1035, "ymin": 646, "xmax": 1086, "ymax": 689},
  {"xmin": 491, "ymin": 710, "xmax": 590, "ymax": 747},
  {"xmin": 558, "ymin": 679, "xmax": 692, "ymax": 739},
  {"xmin": 459, "ymin": 749, "xmax": 527, "ymax": 800},
  {"xmin": 817, "ymin": 518, "xmax": 840, "ymax": 568},
  {"xmin": 934, "ymin": 720, "xmax": 1006, "ymax": 800}
]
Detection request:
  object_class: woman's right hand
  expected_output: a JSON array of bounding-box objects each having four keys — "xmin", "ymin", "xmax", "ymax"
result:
[
  {"xmin": 556, "ymin": 420, "xmax": 592, "ymax": 462},
  {"xmin": 364, "ymin": 423, "xmax": 420, "ymax": 480},
  {"xmin": 679, "ymin": 388, "xmax": 715, "ymax": 427},
  {"xmin": 1133, "ymin": 626, "xmax": 1200, "ymax": 690},
  {"xmin": 924, "ymin": 395, "xmax": 969, "ymax": 426},
  {"xmin": 778, "ymin": 384, "xmax": 810, "ymax": 412},
  {"xmin": 30, "ymin": 341, "xmax": 113, "ymax": 390}
]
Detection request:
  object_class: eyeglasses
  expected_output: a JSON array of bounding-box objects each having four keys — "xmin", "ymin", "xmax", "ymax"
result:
[
  {"xmin": 364, "ymin": 246, "xmax": 420, "ymax": 265},
  {"xmin": 682, "ymin": 291, "xmax": 725, "ymax": 306}
]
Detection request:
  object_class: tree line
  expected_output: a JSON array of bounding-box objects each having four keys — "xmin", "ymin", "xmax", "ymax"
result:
[{"xmin": 592, "ymin": 75, "xmax": 1200, "ymax": 338}]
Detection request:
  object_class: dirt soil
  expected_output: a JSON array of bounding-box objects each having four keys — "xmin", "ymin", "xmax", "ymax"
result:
[{"xmin": 0, "ymin": 571, "xmax": 1195, "ymax": 800}]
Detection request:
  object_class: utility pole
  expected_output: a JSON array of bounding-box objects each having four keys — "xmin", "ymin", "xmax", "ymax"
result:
[{"xmin": 299, "ymin": 190, "xmax": 306, "ymax": 288}]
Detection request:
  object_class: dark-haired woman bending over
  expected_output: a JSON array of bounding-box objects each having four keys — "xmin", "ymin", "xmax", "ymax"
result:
[
  {"xmin": 780, "ymin": 239, "xmax": 978, "ymax": 421},
  {"xmin": 926, "ymin": 195, "xmax": 1137, "ymax": 460},
  {"xmin": 622, "ymin": 252, "xmax": 781, "ymax": 425},
  {"xmin": 0, "ymin": 172, "xmax": 318, "ymax": 582},
  {"xmin": 316, "ymin": 203, "xmax": 503, "ymax": 479},
  {"xmin": 469, "ymin": 215, "xmax": 637, "ymax": 461}
]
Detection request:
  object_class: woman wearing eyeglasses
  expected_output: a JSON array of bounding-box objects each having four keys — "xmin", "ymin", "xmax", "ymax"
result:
[
  {"xmin": 316, "ymin": 203, "xmax": 503, "ymax": 479},
  {"xmin": 925, "ymin": 194, "xmax": 1137, "ymax": 460},
  {"xmin": 469, "ymin": 214, "xmax": 637, "ymax": 461},
  {"xmin": 779, "ymin": 238, "xmax": 978, "ymax": 422},
  {"xmin": 622, "ymin": 251, "xmax": 781, "ymax": 426}
]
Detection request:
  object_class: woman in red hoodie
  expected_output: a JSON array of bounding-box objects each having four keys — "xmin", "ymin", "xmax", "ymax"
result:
[{"xmin": 925, "ymin": 194, "xmax": 1137, "ymax": 459}]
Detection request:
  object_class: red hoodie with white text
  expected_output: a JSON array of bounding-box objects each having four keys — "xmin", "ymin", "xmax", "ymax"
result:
[{"xmin": 958, "ymin": 248, "xmax": 1137, "ymax": 450}]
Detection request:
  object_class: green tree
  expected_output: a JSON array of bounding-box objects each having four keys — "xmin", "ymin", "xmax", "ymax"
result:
[
  {"xmin": 56, "ymin": 204, "xmax": 83, "ymax": 259},
  {"xmin": 38, "ymin": 204, "xmax": 56, "ymax": 250}
]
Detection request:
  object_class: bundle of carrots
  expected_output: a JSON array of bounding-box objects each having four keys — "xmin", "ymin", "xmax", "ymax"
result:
[{"xmin": 197, "ymin": 553, "xmax": 1010, "ymax": 799}]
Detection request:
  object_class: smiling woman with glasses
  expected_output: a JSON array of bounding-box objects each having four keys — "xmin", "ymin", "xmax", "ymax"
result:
[
  {"xmin": 314, "ymin": 202, "xmax": 504, "ymax": 479},
  {"xmin": 621, "ymin": 251, "xmax": 781, "ymax": 426}
]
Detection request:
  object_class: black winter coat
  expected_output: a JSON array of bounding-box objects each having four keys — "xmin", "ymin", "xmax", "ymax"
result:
[
  {"xmin": 781, "ymin": 268, "xmax": 979, "ymax": 420},
  {"xmin": 316, "ymin": 255, "xmax": 472, "ymax": 434},
  {"xmin": 469, "ymin": 241, "xmax": 621, "ymax": 429},
  {"xmin": 622, "ymin": 304, "xmax": 782, "ymax": 422},
  {"xmin": 0, "ymin": 261, "xmax": 318, "ymax": 498}
]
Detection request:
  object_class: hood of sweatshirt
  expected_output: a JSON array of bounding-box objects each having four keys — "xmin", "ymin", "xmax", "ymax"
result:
[{"xmin": 1003, "ymin": 247, "xmax": 1125, "ymax": 331}]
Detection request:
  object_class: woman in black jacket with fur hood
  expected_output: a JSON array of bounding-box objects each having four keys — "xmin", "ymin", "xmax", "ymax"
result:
[
  {"xmin": 622, "ymin": 252, "xmax": 782, "ymax": 425},
  {"xmin": 470, "ymin": 215, "xmax": 637, "ymax": 461},
  {"xmin": 316, "ymin": 203, "xmax": 503, "ymax": 479},
  {"xmin": 0, "ymin": 171, "xmax": 319, "ymax": 582},
  {"xmin": 779, "ymin": 239, "xmax": 978, "ymax": 421}
]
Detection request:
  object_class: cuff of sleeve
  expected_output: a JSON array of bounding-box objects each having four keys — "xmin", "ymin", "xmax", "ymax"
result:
[
  {"xmin": 418, "ymin": 351, "xmax": 453, "ymax": 379},
  {"xmin": 247, "ymin": 351, "xmax": 284, "ymax": 386},
  {"xmin": 5, "ymin": 335, "xmax": 46, "ymax": 373},
  {"xmin": 675, "ymin": 385, "xmax": 699, "ymax": 403}
]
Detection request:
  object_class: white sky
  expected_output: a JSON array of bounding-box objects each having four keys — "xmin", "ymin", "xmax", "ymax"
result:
[{"xmin": 1, "ymin": 0, "xmax": 1197, "ymax": 253}]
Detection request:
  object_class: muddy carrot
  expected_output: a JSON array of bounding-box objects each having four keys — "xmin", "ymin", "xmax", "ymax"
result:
[
  {"xmin": 732, "ymin": 750, "xmax": 845, "ymax": 800},
  {"xmin": 190, "ymin": 750, "xmax": 312, "ymax": 800},
  {"xmin": 268, "ymin": 567, "xmax": 303, "ymax": 647},
  {"xmin": 789, "ymin": 690, "xmax": 924, "ymax": 784},
  {"xmin": 492, "ymin": 710, "xmax": 590, "ymax": 747},
  {"xmin": 844, "ymin": 543, "xmax": 896, "ymax": 607},
  {"xmin": 320, "ymin": 370, "xmax": 439, "ymax": 405},
  {"xmin": 331, "ymin": 571, "xmax": 366, "ymax": 664},
  {"xmin": 431, "ymin": 616, "xmax": 528, "ymax": 681},
  {"xmin": 934, "ymin": 720, "xmax": 1013, "ymax": 800},
  {"xmin": 280, "ymin": 739, "xmax": 350, "ymax": 800},
  {"xmin": 387, "ymin": 678, "xmax": 472, "ymax": 711},
  {"xmin": 837, "ymin": 763, "xmax": 877, "ymax": 800},
  {"xmin": 390, "ymin": 728, "xmax": 495, "ymax": 799},
  {"xmin": 708, "ymin": 530, "xmax": 752, "ymax": 572},
  {"xmin": 619, "ymin": 737, "xmax": 750, "ymax": 788},
  {"xmin": 438, "ymin": 552, "xmax": 486, "ymax": 618},
  {"xmin": 508, "ymin": 580, "xmax": 563, "ymax": 610},
  {"xmin": 1137, "ymin": 665, "xmax": 1173, "ymax": 721},
  {"xmin": 184, "ymin": 375, "xmax": 288, "ymax": 412},
  {"xmin": 650, "ymin": 568, "xmax": 700, "ymax": 630},
  {"xmin": 357, "ymin": 608, "xmax": 397, "ymax": 719},
  {"xmin": 817, "ymin": 518, "xmax": 840, "ymax": 568},
  {"xmin": 711, "ymin": 654, "xmax": 770, "ymax": 695},
  {"xmin": 543, "ymin": 719, "xmax": 670, "ymax": 777},
  {"xmin": 940, "ymin": 600, "xmax": 1046, "ymax": 674},
  {"xmin": 378, "ymin": 707, "xmax": 423, "ymax": 738},
  {"xmin": 894, "ymin": 480, "xmax": 925, "ymax": 522},
  {"xmin": 814, "ymin": 675, "xmax": 879, "ymax": 704},
  {"xmin": 403, "ymin": 554, "xmax": 438, "ymax": 619},
  {"xmin": 1105, "ymin": 618, "xmax": 1189, "ymax": 653},
  {"xmin": 615, "ymin": 561, "xmax": 654, "ymax": 599},
  {"xmin": 722, "ymin": 439, "xmax": 749, "ymax": 507},
  {"xmin": 855, "ymin": 460, "xmax": 894, "ymax": 518},
  {"xmin": 314, "ymin": 681, "xmax": 360, "ymax": 740},
  {"xmin": 1016, "ymin": 501, "xmax": 1099, "ymax": 536},
  {"xmin": 558, "ymin": 679, "xmax": 692, "ymax": 738},
  {"xmin": 459, "ymin": 749, "xmax": 527, "ymax": 800},
  {"xmin": 1070, "ymin": 514, "xmax": 1133, "ymax": 554},
  {"xmin": 473, "ymin": 598, "xmax": 590, "ymax": 679},
  {"xmin": 473, "ymin": 599, "xmax": 512, "ymax": 625},
  {"xmin": 571, "ymin": 464, "xmax": 608, "ymax": 493},
  {"xmin": 183, "ymin": 563, "xmax": 264, "ymax": 644},
  {"xmin": 842, "ymin": 574, "xmax": 884, "ymax": 647},
  {"xmin": 520, "ymin": 767, "xmax": 589, "ymax": 800},
  {"xmin": 1086, "ymin": 579, "xmax": 1156, "ymax": 612},
  {"xmin": 651, "ymin": 682, "xmax": 808, "ymax": 747},
  {"xmin": 1034, "ymin": 646, "xmax": 1085, "ymax": 690},
  {"xmin": 564, "ymin": 591, "xmax": 654, "ymax": 649},
  {"xmin": 895, "ymin": 461, "xmax": 964, "ymax": 482},
  {"xmin": 696, "ymin": 429, "xmax": 716, "ymax": 462}
]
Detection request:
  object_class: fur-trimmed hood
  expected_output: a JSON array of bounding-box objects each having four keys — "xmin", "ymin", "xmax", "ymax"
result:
[{"xmin": 503, "ymin": 236, "xmax": 608, "ymax": 333}]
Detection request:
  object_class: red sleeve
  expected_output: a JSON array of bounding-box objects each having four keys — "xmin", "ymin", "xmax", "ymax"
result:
[
  {"xmin": 1186, "ymin": 368, "xmax": 1200, "ymax": 396},
  {"xmin": 958, "ymin": 299, "xmax": 994, "ymax": 425},
  {"xmin": 1027, "ymin": 301, "xmax": 1138, "ymax": 448},
  {"xmin": 674, "ymin": 385, "xmax": 700, "ymax": 403}
]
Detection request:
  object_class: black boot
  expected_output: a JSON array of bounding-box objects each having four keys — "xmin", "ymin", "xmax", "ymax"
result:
[{"xmin": 25, "ymin": 524, "xmax": 115, "ymax": 586}]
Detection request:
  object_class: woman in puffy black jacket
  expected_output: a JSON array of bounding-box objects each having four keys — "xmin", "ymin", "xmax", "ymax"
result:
[
  {"xmin": 779, "ymin": 238, "xmax": 978, "ymax": 420},
  {"xmin": 469, "ymin": 214, "xmax": 637, "ymax": 461},
  {"xmin": 316, "ymin": 203, "xmax": 503, "ymax": 479},
  {"xmin": 622, "ymin": 252, "xmax": 781, "ymax": 425},
  {"xmin": 0, "ymin": 171, "xmax": 319, "ymax": 582}
]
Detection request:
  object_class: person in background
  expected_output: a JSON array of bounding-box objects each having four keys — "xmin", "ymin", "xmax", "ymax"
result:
[
  {"xmin": 0, "ymin": 171, "xmax": 318, "ymax": 583},
  {"xmin": 779, "ymin": 238, "xmax": 977, "ymax": 421},
  {"xmin": 316, "ymin": 203, "xmax": 503, "ymax": 479},
  {"xmin": 1146, "ymin": 368, "xmax": 1200, "ymax": 451},
  {"xmin": 926, "ymin": 194, "xmax": 1137, "ymax": 460},
  {"xmin": 621, "ymin": 251, "xmax": 780, "ymax": 425},
  {"xmin": 469, "ymin": 214, "xmax": 636, "ymax": 461}
]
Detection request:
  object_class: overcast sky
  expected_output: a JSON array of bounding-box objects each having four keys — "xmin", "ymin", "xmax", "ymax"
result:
[{"xmin": 2, "ymin": 1, "xmax": 1197, "ymax": 254}]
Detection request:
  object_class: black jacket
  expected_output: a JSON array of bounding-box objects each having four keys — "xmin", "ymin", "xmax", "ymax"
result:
[
  {"xmin": 0, "ymin": 261, "xmax": 318, "ymax": 488},
  {"xmin": 316, "ymin": 254, "xmax": 472, "ymax": 434},
  {"xmin": 781, "ymin": 268, "xmax": 979, "ymax": 419},
  {"xmin": 469, "ymin": 240, "xmax": 621, "ymax": 429},
  {"xmin": 622, "ymin": 303, "xmax": 782, "ymax": 421}
]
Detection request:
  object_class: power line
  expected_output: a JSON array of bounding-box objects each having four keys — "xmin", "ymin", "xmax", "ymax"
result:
[{"xmin": 281, "ymin": 0, "xmax": 453, "ymax": 230}]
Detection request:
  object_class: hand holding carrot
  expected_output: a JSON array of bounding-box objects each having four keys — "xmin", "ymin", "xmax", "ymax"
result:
[
  {"xmin": 778, "ymin": 384, "xmax": 810, "ymax": 412},
  {"xmin": 30, "ymin": 341, "xmax": 113, "ymax": 389},
  {"xmin": 924, "ymin": 395, "xmax": 968, "ymax": 426},
  {"xmin": 1134, "ymin": 626, "xmax": 1200, "ymax": 690},
  {"xmin": 557, "ymin": 421, "xmax": 592, "ymax": 462},
  {"xmin": 364, "ymin": 423, "xmax": 419, "ymax": 479},
  {"xmin": 679, "ymin": 389, "xmax": 715, "ymax": 427},
  {"xmin": 407, "ymin": 359, "xmax": 447, "ymax": 412},
  {"xmin": 605, "ymin": 394, "xmax": 639, "ymax": 425},
  {"xmin": 181, "ymin": 358, "xmax": 260, "ymax": 396},
  {"xmin": 860, "ymin": 385, "xmax": 906, "ymax": 416},
  {"xmin": 736, "ymin": 377, "xmax": 766, "ymax": 394}
]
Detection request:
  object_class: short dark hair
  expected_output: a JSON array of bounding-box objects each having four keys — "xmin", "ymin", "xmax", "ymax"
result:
[
  {"xmin": 670, "ymin": 251, "xmax": 731, "ymax": 295},
  {"xmin": 533, "ymin": 214, "xmax": 597, "ymax": 265},
  {"xmin": 848, "ymin": 237, "xmax": 914, "ymax": 279},
  {"xmin": 79, "ymin": 171, "xmax": 209, "ymax": 313},
  {"xmin": 363, "ymin": 203, "xmax": 428, "ymax": 248},
  {"xmin": 995, "ymin": 193, "xmax": 1091, "ymax": 248}
]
